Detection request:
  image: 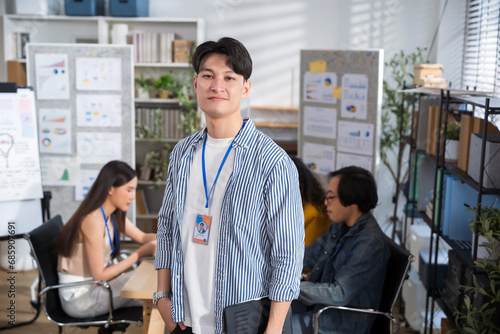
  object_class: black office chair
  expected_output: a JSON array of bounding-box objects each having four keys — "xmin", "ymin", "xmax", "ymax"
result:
[
  {"xmin": 24, "ymin": 215, "xmax": 142, "ymax": 334},
  {"xmin": 314, "ymin": 236, "xmax": 415, "ymax": 334}
]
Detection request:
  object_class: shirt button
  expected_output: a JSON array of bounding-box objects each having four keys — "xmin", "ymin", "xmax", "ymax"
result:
[
  {"xmin": 177, "ymin": 250, "xmax": 180, "ymax": 254},
  {"xmin": 177, "ymin": 275, "xmax": 180, "ymax": 279},
  {"xmin": 337, "ymin": 265, "xmax": 341, "ymax": 270},
  {"xmin": 324, "ymin": 251, "xmax": 328, "ymax": 254}
]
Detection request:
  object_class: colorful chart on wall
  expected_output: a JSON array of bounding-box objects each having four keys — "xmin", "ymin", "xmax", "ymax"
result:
[
  {"xmin": 75, "ymin": 57, "xmax": 122, "ymax": 91},
  {"xmin": 76, "ymin": 94, "xmax": 122, "ymax": 127},
  {"xmin": 303, "ymin": 106, "xmax": 337, "ymax": 139},
  {"xmin": 337, "ymin": 120, "xmax": 374, "ymax": 156},
  {"xmin": 34, "ymin": 53, "xmax": 70, "ymax": 100},
  {"xmin": 303, "ymin": 71, "xmax": 337, "ymax": 104},
  {"xmin": 302, "ymin": 142, "xmax": 336, "ymax": 175},
  {"xmin": 341, "ymin": 73, "xmax": 368, "ymax": 120},
  {"xmin": 38, "ymin": 108, "xmax": 72, "ymax": 154}
]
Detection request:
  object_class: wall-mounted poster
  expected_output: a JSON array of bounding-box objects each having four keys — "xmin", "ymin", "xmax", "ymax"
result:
[
  {"xmin": 303, "ymin": 71, "xmax": 337, "ymax": 104},
  {"xmin": 337, "ymin": 120, "xmax": 374, "ymax": 156},
  {"xmin": 303, "ymin": 106, "xmax": 337, "ymax": 139},
  {"xmin": 35, "ymin": 53, "xmax": 70, "ymax": 100},
  {"xmin": 76, "ymin": 94, "xmax": 122, "ymax": 127},
  {"xmin": 302, "ymin": 142, "xmax": 336, "ymax": 175},
  {"xmin": 341, "ymin": 73, "xmax": 368, "ymax": 120},
  {"xmin": 75, "ymin": 57, "xmax": 122, "ymax": 91},
  {"xmin": 38, "ymin": 108, "xmax": 72, "ymax": 154}
]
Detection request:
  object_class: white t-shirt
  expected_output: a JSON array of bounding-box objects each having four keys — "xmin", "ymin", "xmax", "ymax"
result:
[{"xmin": 181, "ymin": 134, "xmax": 235, "ymax": 333}]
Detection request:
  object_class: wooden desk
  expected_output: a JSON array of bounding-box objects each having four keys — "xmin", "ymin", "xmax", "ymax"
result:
[{"xmin": 121, "ymin": 260, "xmax": 165, "ymax": 334}]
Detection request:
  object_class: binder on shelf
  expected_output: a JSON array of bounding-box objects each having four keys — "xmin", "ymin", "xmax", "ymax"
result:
[{"xmin": 441, "ymin": 173, "xmax": 459, "ymax": 236}]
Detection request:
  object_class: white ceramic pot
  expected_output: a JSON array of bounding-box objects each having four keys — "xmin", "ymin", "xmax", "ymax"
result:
[
  {"xmin": 445, "ymin": 139, "xmax": 459, "ymax": 162},
  {"xmin": 136, "ymin": 87, "xmax": 149, "ymax": 99}
]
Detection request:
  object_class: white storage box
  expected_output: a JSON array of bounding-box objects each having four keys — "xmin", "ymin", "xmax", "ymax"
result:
[
  {"xmin": 409, "ymin": 224, "xmax": 431, "ymax": 271},
  {"xmin": 6, "ymin": 0, "xmax": 61, "ymax": 15}
]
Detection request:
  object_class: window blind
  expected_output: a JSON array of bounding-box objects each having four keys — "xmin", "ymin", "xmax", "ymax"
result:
[{"xmin": 462, "ymin": 0, "xmax": 500, "ymax": 93}]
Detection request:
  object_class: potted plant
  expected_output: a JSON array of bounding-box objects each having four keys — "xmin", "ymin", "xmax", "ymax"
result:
[
  {"xmin": 154, "ymin": 74, "xmax": 175, "ymax": 99},
  {"xmin": 444, "ymin": 121, "xmax": 461, "ymax": 162},
  {"xmin": 135, "ymin": 72, "xmax": 152, "ymax": 99},
  {"xmin": 453, "ymin": 203, "xmax": 500, "ymax": 333}
]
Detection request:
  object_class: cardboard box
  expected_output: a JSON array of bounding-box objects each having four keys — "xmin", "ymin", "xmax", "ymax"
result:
[
  {"xmin": 7, "ymin": 60, "xmax": 27, "ymax": 86},
  {"xmin": 468, "ymin": 133, "xmax": 500, "ymax": 189},
  {"xmin": 426, "ymin": 106, "xmax": 456, "ymax": 156},
  {"xmin": 173, "ymin": 40, "xmax": 193, "ymax": 63},
  {"xmin": 414, "ymin": 64, "xmax": 443, "ymax": 80},
  {"xmin": 416, "ymin": 96, "xmax": 440, "ymax": 151},
  {"xmin": 457, "ymin": 115, "xmax": 500, "ymax": 172}
]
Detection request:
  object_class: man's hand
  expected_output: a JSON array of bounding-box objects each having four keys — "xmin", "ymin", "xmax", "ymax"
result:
[{"xmin": 157, "ymin": 297, "xmax": 186, "ymax": 332}]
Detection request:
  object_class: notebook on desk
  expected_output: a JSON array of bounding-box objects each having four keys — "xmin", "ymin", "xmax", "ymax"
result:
[{"xmin": 223, "ymin": 297, "xmax": 293, "ymax": 334}]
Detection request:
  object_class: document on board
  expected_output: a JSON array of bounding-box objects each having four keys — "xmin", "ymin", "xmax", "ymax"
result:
[
  {"xmin": 337, "ymin": 120, "xmax": 374, "ymax": 156},
  {"xmin": 76, "ymin": 94, "xmax": 122, "ymax": 127},
  {"xmin": 303, "ymin": 106, "xmax": 337, "ymax": 139},
  {"xmin": 336, "ymin": 152, "xmax": 372, "ymax": 172},
  {"xmin": 77, "ymin": 132, "xmax": 122, "ymax": 164},
  {"xmin": 75, "ymin": 169, "xmax": 99, "ymax": 201},
  {"xmin": 40, "ymin": 156, "xmax": 79, "ymax": 186},
  {"xmin": 341, "ymin": 73, "xmax": 368, "ymax": 120},
  {"xmin": 38, "ymin": 108, "xmax": 72, "ymax": 154},
  {"xmin": 75, "ymin": 57, "xmax": 122, "ymax": 91},
  {"xmin": 35, "ymin": 53, "xmax": 70, "ymax": 100},
  {"xmin": 303, "ymin": 71, "xmax": 337, "ymax": 104},
  {"xmin": 0, "ymin": 89, "xmax": 43, "ymax": 201},
  {"xmin": 302, "ymin": 142, "xmax": 336, "ymax": 175}
]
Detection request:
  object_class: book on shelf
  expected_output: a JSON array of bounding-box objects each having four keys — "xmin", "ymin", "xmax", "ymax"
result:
[
  {"xmin": 136, "ymin": 107, "xmax": 185, "ymax": 139},
  {"xmin": 135, "ymin": 189, "xmax": 150, "ymax": 214},
  {"xmin": 130, "ymin": 31, "xmax": 175, "ymax": 64},
  {"xmin": 11, "ymin": 32, "xmax": 29, "ymax": 59},
  {"xmin": 140, "ymin": 151, "xmax": 152, "ymax": 180}
]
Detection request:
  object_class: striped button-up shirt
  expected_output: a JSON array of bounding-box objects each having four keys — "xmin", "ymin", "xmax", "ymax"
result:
[{"xmin": 154, "ymin": 119, "xmax": 304, "ymax": 333}]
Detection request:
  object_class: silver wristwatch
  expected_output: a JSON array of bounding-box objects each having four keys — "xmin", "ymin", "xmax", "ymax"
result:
[{"xmin": 153, "ymin": 291, "xmax": 172, "ymax": 305}]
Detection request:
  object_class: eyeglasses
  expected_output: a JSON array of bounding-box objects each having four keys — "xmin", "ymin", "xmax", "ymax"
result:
[{"xmin": 324, "ymin": 192, "xmax": 338, "ymax": 204}]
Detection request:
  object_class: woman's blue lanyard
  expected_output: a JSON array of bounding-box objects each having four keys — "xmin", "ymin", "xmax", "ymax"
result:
[
  {"xmin": 202, "ymin": 121, "xmax": 245, "ymax": 209},
  {"xmin": 100, "ymin": 206, "xmax": 118, "ymax": 257}
]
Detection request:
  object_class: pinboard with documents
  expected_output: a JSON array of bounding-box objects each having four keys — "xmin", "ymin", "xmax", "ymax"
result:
[{"xmin": 26, "ymin": 43, "xmax": 135, "ymax": 222}]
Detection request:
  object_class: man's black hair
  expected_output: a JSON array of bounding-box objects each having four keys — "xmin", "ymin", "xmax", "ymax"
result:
[
  {"xmin": 328, "ymin": 166, "xmax": 378, "ymax": 213},
  {"xmin": 191, "ymin": 37, "xmax": 252, "ymax": 81}
]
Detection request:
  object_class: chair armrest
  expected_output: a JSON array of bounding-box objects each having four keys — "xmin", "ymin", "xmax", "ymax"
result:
[
  {"xmin": 40, "ymin": 280, "xmax": 116, "ymax": 323},
  {"xmin": 314, "ymin": 305, "xmax": 395, "ymax": 334}
]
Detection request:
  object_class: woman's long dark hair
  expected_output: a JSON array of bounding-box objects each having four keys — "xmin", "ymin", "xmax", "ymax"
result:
[
  {"xmin": 290, "ymin": 156, "xmax": 327, "ymax": 214},
  {"xmin": 58, "ymin": 160, "xmax": 136, "ymax": 258}
]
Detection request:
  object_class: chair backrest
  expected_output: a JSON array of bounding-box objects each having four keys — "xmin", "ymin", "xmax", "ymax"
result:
[
  {"xmin": 24, "ymin": 215, "xmax": 64, "ymax": 317},
  {"xmin": 370, "ymin": 236, "xmax": 414, "ymax": 333},
  {"xmin": 381, "ymin": 236, "xmax": 414, "ymax": 312}
]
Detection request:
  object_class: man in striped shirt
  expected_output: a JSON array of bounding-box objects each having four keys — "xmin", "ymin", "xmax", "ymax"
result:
[{"xmin": 154, "ymin": 37, "xmax": 305, "ymax": 334}]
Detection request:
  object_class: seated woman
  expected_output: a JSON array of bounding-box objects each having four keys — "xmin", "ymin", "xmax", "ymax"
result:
[
  {"xmin": 292, "ymin": 166, "xmax": 390, "ymax": 334},
  {"xmin": 290, "ymin": 156, "xmax": 332, "ymax": 246},
  {"xmin": 57, "ymin": 160, "xmax": 156, "ymax": 318}
]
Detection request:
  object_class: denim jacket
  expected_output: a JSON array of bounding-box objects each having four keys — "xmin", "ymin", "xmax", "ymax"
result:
[{"xmin": 299, "ymin": 213, "xmax": 390, "ymax": 334}]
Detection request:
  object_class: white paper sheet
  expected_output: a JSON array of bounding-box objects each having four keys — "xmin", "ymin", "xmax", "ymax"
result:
[
  {"xmin": 76, "ymin": 94, "xmax": 122, "ymax": 127},
  {"xmin": 341, "ymin": 73, "xmax": 368, "ymax": 119},
  {"xmin": 40, "ymin": 156, "xmax": 79, "ymax": 186},
  {"xmin": 75, "ymin": 57, "xmax": 122, "ymax": 91},
  {"xmin": 303, "ymin": 71, "xmax": 337, "ymax": 104},
  {"xmin": 302, "ymin": 142, "xmax": 336, "ymax": 175},
  {"xmin": 0, "ymin": 89, "xmax": 43, "ymax": 201},
  {"xmin": 337, "ymin": 121, "xmax": 374, "ymax": 156},
  {"xmin": 38, "ymin": 108, "xmax": 72, "ymax": 154},
  {"xmin": 303, "ymin": 106, "xmax": 337, "ymax": 139},
  {"xmin": 35, "ymin": 53, "xmax": 70, "ymax": 100},
  {"xmin": 75, "ymin": 169, "xmax": 99, "ymax": 201},
  {"xmin": 336, "ymin": 152, "xmax": 373, "ymax": 172},
  {"xmin": 77, "ymin": 132, "xmax": 121, "ymax": 164}
]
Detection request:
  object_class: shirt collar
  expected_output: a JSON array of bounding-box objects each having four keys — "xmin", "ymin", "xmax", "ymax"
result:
[{"xmin": 189, "ymin": 118, "xmax": 256, "ymax": 150}]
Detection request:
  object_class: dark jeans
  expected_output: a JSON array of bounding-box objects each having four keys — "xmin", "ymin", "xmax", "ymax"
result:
[{"xmin": 171, "ymin": 325, "xmax": 193, "ymax": 334}]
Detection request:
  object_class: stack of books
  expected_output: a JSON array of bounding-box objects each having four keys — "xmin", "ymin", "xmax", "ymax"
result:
[
  {"xmin": 135, "ymin": 107, "xmax": 185, "ymax": 139},
  {"xmin": 11, "ymin": 32, "xmax": 29, "ymax": 59},
  {"xmin": 130, "ymin": 31, "xmax": 175, "ymax": 63}
]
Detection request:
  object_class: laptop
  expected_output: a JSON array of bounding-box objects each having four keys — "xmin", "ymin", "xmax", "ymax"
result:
[{"xmin": 223, "ymin": 297, "xmax": 293, "ymax": 334}]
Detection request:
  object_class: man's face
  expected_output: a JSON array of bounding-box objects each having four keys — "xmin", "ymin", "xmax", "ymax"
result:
[
  {"xmin": 324, "ymin": 175, "xmax": 354, "ymax": 225},
  {"xmin": 193, "ymin": 53, "xmax": 251, "ymax": 122}
]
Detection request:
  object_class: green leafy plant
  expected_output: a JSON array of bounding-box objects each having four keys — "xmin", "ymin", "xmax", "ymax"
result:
[
  {"xmin": 135, "ymin": 72, "xmax": 153, "ymax": 91},
  {"xmin": 380, "ymin": 47, "xmax": 425, "ymax": 229},
  {"xmin": 145, "ymin": 150, "xmax": 169, "ymax": 183},
  {"xmin": 453, "ymin": 203, "xmax": 500, "ymax": 333},
  {"xmin": 446, "ymin": 121, "xmax": 461, "ymax": 141},
  {"xmin": 135, "ymin": 108, "xmax": 164, "ymax": 140},
  {"xmin": 154, "ymin": 74, "xmax": 175, "ymax": 91}
]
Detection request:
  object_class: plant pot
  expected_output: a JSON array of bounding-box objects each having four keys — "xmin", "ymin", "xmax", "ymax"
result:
[
  {"xmin": 136, "ymin": 87, "xmax": 149, "ymax": 99},
  {"xmin": 445, "ymin": 139, "xmax": 459, "ymax": 162},
  {"xmin": 473, "ymin": 234, "xmax": 500, "ymax": 261},
  {"xmin": 157, "ymin": 90, "xmax": 171, "ymax": 99}
]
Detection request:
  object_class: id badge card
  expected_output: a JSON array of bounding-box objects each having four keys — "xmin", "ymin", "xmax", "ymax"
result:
[{"xmin": 193, "ymin": 214, "xmax": 211, "ymax": 245}]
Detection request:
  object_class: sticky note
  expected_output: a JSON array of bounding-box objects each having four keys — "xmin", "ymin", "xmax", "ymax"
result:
[
  {"xmin": 333, "ymin": 86, "xmax": 342, "ymax": 99},
  {"xmin": 309, "ymin": 60, "xmax": 327, "ymax": 73}
]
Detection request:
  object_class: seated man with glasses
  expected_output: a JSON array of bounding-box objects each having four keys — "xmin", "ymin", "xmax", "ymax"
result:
[{"xmin": 292, "ymin": 166, "xmax": 390, "ymax": 334}]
